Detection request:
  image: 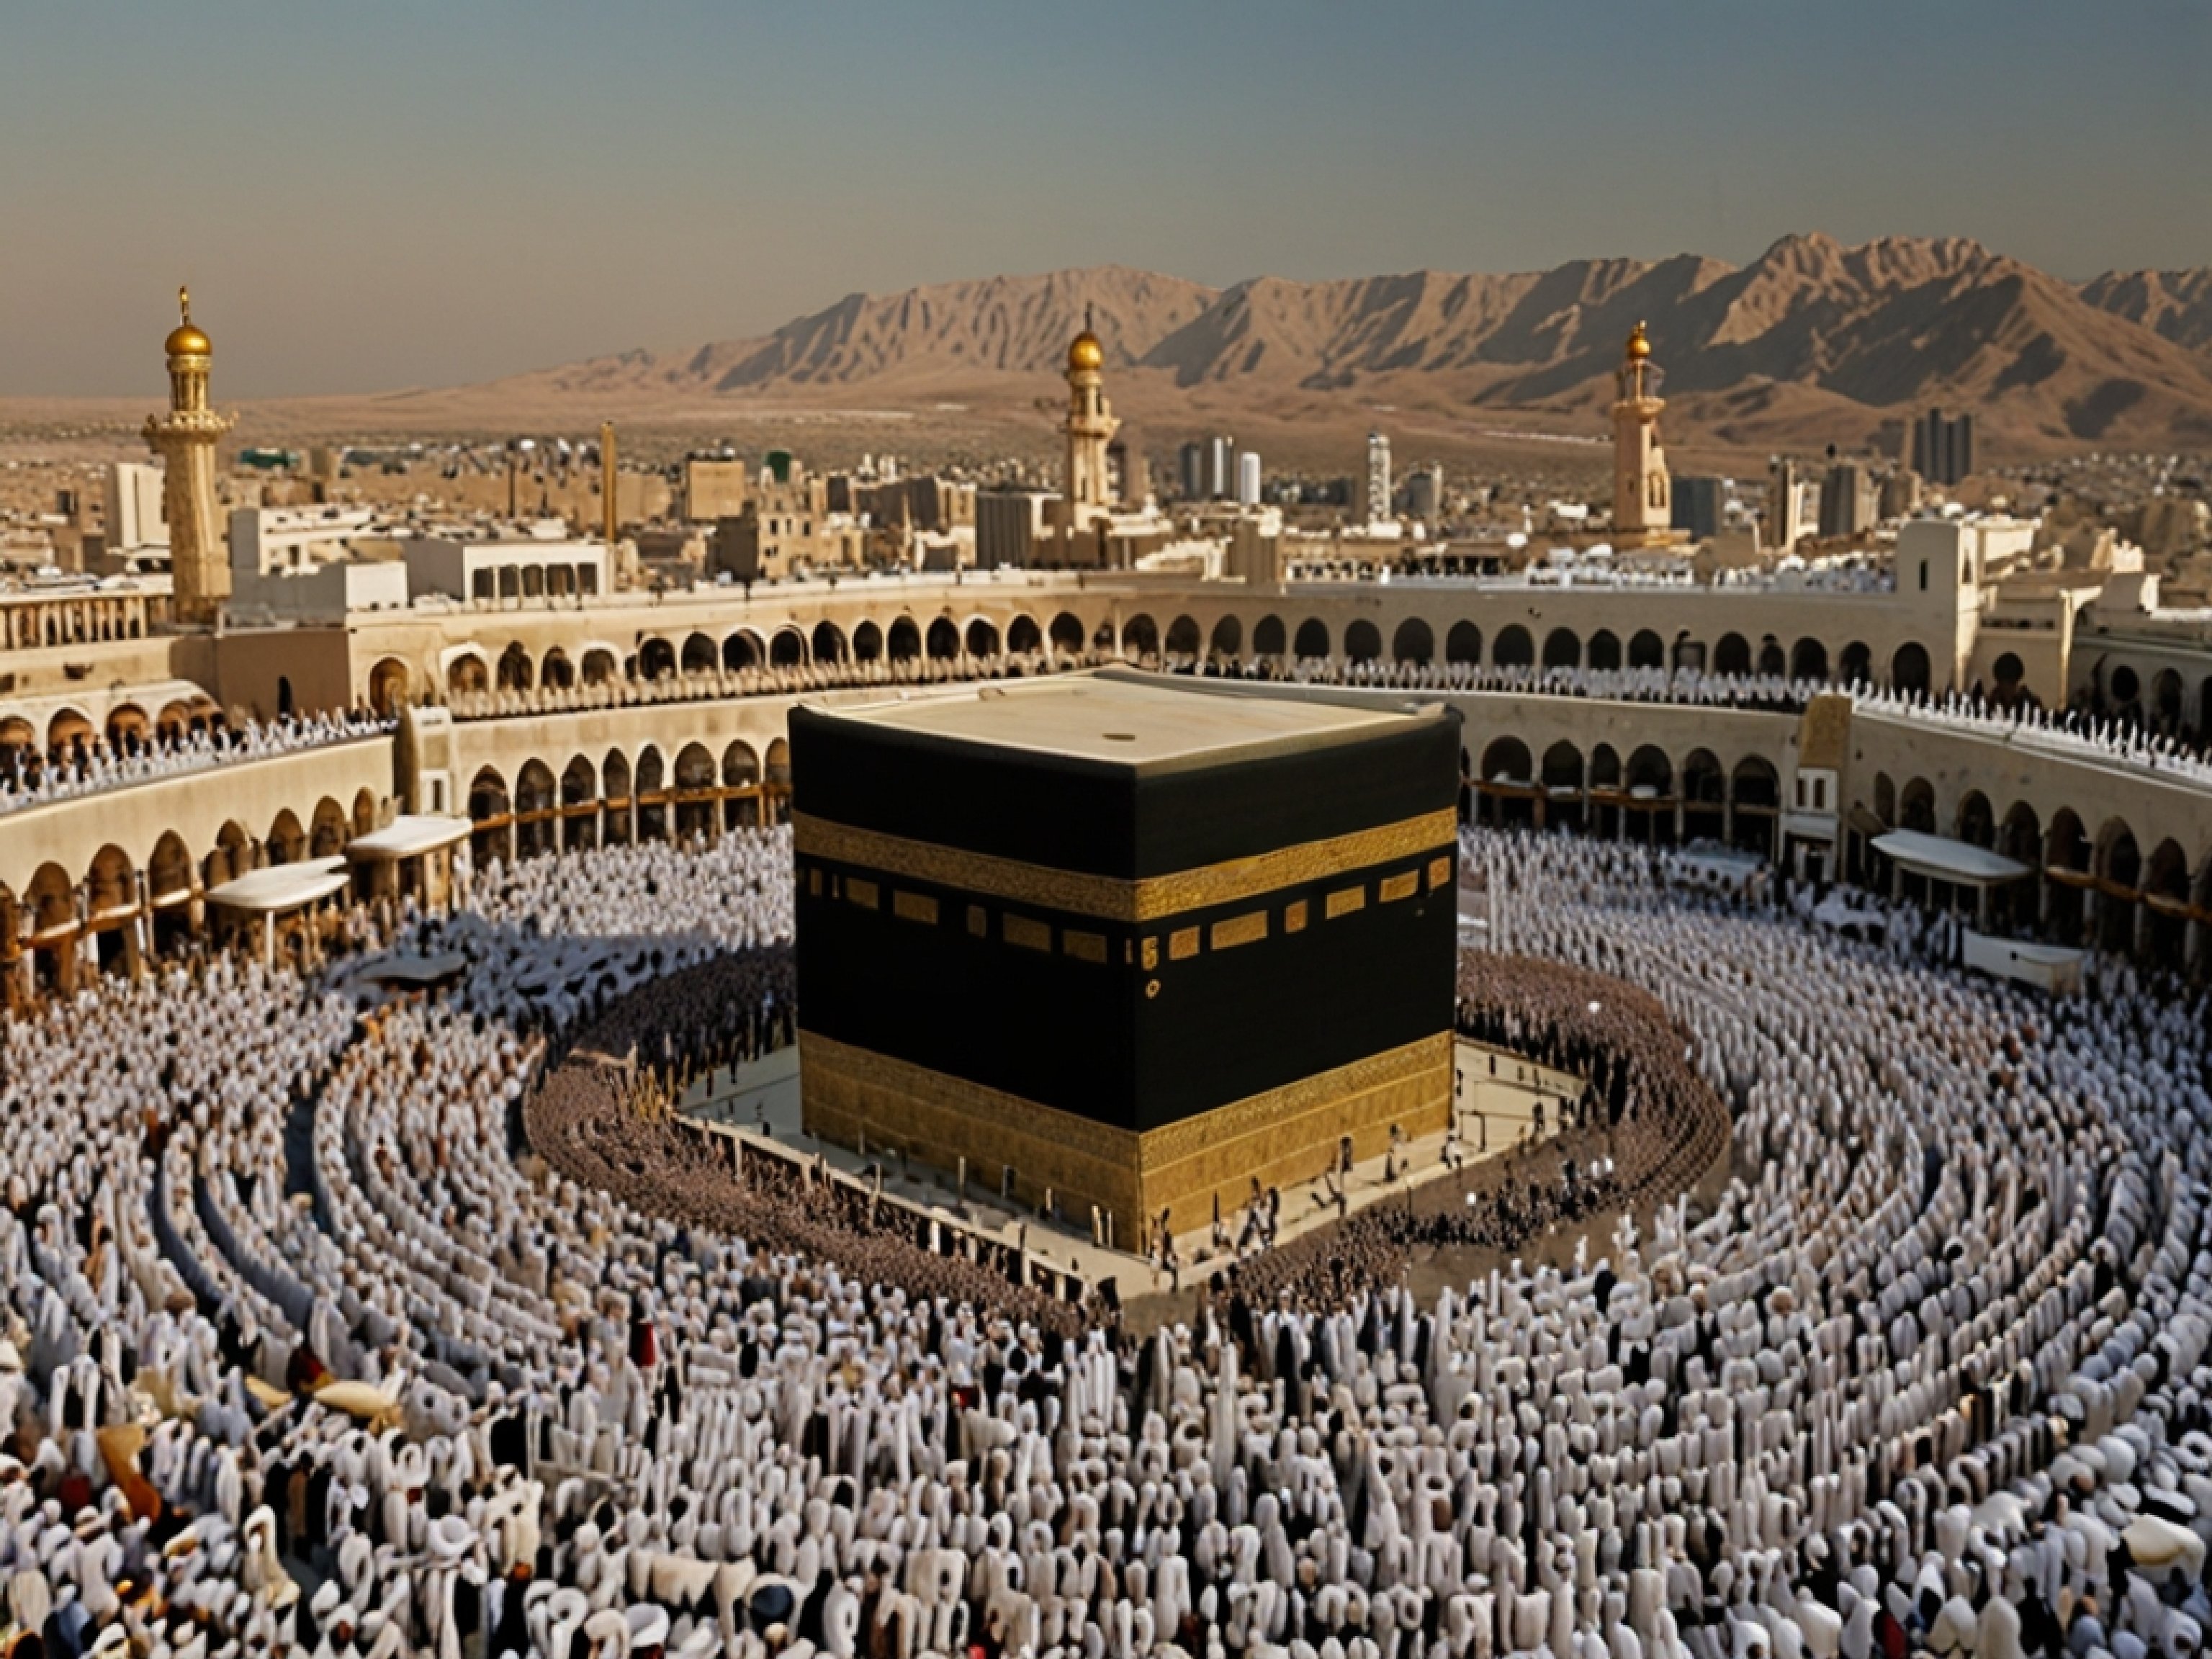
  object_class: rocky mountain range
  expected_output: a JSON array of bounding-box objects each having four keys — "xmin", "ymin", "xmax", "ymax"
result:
[{"xmin": 487, "ymin": 235, "xmax": 2212, "ymax": 462}]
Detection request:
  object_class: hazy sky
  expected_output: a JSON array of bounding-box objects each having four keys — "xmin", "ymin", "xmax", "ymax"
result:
[{"xmin": 4, "ymin": 0, "xmax": 2208, "ymax": 398}]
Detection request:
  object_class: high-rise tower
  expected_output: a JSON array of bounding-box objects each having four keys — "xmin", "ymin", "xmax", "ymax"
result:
[
  {"xmin": 143, "ymin": 287, "xmax": 235, "ymax": 625},
  {"xmin": 1611, "ymin": 321, "xmax": 1673, "ymax": 547},
  {"xmin": 1063, "ymin": 307, "xmax": 1119, "ymax": 512}
]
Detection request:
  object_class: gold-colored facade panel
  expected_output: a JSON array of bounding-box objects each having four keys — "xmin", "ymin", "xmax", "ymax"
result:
[
  {"xmin": 1284, "ymin": 899, "xmax": 1308, "ymax": 933},
  {"xmin": 1169, "ymin": 926, "xmax": 1201, "ymax": 961},
  {"xmin": 1003, "ymin": 913, "xmax": 1051, "ymax": 952},
  {"xmin": 846, "ymin": 877, "xmax": 879, "ymax": 909},
  {"xmin": 893, "ymin": 890, "xmax": 939, "ymax": 925},
  {"xmin": 1326, "ymin": 885, "xmax": 1367, "ymax": 919},
  {"xmin": 1210, "ymin": 909, "xmax": 1268, "ymax": 950},
  {"xmin": 799, "ymin": 1030, "xmax": 1452, "ymax": 1241},
  {"xmin": 1428, "ymin": 855, "xmax": 1452, "ymax": 891},
  {"xmin": 967, "ymin": 904, "xmax": 988, "ymax": 938},
  {"xmin": 793, "ymin": 808, "xmax": 1457, "ymax": 924},
  {"xmin": 1063, "ymin": 928, "xmax": 1108, "ymax": 963},
  {"xmin": 1380, "ymin": 871, "xmax": 1419, "ymax": 903}
]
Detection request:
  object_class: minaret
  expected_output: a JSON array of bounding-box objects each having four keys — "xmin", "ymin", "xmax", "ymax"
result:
[
  {"xmin": 143, "ymin": 287, "xmax": 236, "ymax": 626},
  {"xmin": 1611, "ymin": 320, "xmax": 1673, "ymax": 547},
  {"xmin": 1063, "ymin": 306, "xmax": 1118, "ymax": 513}
]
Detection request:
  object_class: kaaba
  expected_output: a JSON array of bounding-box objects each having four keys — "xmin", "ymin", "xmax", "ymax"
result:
[{"xmin": 788, "ymin": 670, "xmax": 1460, "ymax": 1246}]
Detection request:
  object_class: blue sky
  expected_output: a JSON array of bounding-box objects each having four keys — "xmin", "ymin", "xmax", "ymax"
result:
[{"xmin": 4, "ymin": 0, "xmax": 2208, "ymax": 397}]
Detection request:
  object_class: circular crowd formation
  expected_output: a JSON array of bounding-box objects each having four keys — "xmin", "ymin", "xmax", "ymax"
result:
[{"xmin": 1, "ymin": 825, "xmax": 2209, "ymax": 1659}]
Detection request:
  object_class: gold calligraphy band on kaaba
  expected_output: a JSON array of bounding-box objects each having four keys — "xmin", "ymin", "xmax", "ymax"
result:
[{"xmin": 793, "ymin": 807, "xmax": 1458, "ymax": 925}]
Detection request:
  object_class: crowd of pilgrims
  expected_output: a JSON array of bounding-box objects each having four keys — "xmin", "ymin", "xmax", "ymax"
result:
[
  {"xmin": 444, "ymin": 652, "xmax": 1119, "ymax": 724},
  {"xmin": 1143, "ymin": 657, "xmax": 2212, "ymax": 785},
  {"xmin": 1, "ymin": 821, "xmax": 2210, "ymax": 1659},
  {"xmin": 0, "ymin": 713, "xmax": 395, "ymax": 818}
]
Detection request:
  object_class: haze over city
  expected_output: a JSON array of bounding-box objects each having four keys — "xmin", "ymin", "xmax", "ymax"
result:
[{"xmin": 5, "ymin": 0, "xmax": 2211, "ymax": 397}]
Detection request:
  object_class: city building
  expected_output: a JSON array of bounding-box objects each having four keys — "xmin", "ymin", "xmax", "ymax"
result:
[
  {"xmin": 1671, "ymin": 476, "xmax": 1728, "ymax": 541},
  {"xmin": 681, "ymin": 456, "xmax": 750, "ymax": 523},
  {"xmin": 104, "ymin": 462, "xmax": 168, "ymax": 554},
  {"xmin": 1817, "ymin": 463, "xmax": 1879, "ymax": 539},
  {"xmin": 1359, "ymin": 432, "xmax": 1393, "ymax": 529},
  {"xmin": 1405, "ymin": 464, "xmax": 1444, "ymax": 526},
  {"xmin": 1236, "ymin": 451, "xmax": 1263, "ymax": 508},
  {"xmin": 1911, "ymin": 407, "xmax": 1977, "ymax": 487},
  {"xmin": 976, "ymin": 489, "xmax": 1054, "ymax": 569},
  {"xmin": 709, "ymin": 464, "xmax": 867, "ymax": 581},
  {"xmin": 1177, "ymin": 442, "xmax": 1207, "ymax": 503}
]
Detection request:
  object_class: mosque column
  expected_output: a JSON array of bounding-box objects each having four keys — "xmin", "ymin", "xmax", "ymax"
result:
[{"xmin": 127, "ymin": 869, "xmax": 149, "ymax": 980}]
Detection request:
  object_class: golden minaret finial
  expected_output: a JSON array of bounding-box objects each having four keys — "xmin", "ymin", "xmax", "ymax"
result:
[{"xmin": 179, "ymin": 285, "xmax": 191, "ymax": 325}]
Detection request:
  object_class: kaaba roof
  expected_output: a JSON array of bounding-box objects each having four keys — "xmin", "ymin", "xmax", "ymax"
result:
[{"xmin": 810, "ymin": 671, "xmax": 1434, "ymax": 773}]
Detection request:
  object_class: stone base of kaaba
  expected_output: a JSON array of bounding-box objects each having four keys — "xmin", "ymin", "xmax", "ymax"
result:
[{"xmin": 799, "ymin": 1030, "xmax": 1453, "ymax": 1249}]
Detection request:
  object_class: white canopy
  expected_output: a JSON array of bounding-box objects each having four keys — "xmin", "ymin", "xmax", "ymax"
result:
[
  {"xmin": 204, "ymin": 856, "xmax": 351, "ymax": 914},
  {"xmin": 345, "ymin": 814, "xmax": 470, "ymax": 861},
  {"xmin": 1872, "ymin": 830, "xmax": 2029, "ymax": 888}
]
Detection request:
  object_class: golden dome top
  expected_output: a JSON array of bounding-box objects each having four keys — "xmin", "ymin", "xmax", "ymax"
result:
[
  {"xmin": 166, "ymin": 286, "xmax": 210, "ymax": 358},
  {"xmin": 1624, "ymin": 320, "xmax": 1652, "ymax": 361},
  {"xmin": 1068, "ymin": 330, "xmax": 1105, "ymax": 372}
]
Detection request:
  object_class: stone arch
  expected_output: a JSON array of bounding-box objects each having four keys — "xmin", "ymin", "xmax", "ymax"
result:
[
  {"xmin": 1344, "ymin": 620, "xmax": 1382, "ymax": 664},
  {"xmin": 639, "ymin": 637, "xmax": 677, "ymax": 681},
  {"xmin": 1007, "ymin": 614, "xmax": 1043, "ymax": 655},
  {"xmin": 2095, "ymin": 818, "xmax": 2143, "ymax": 953},
  {"xmin": 887, "ymin": 617, "xmax": 922, "ymax": 661},
  {"xmin": 1626, "ymin": 745, "xmax": 1672, "ymax": 796},
  {"xmin": 2152, "ymin": 668, "xmax": 2184, "ymax": 728},
  {"xmin": 559, "ymin": 755, "xmax": 596, "ymax": 850},
  {"xmin": 967, "ymin": 617, "xmax": 1003, "ymax": 657},
  {"xmin": 674, "ymin": 743, "xmax": 718, "ymax": 840},
  {"xmin": 1481, "ymin": 737, "xmax": 1533, "ymax": 783},
  {"xmin": 853, "ymin": 620, "xmax": 885, "ymax": 662},
  {"xmin": 1671, "ymin": 634, "xmax": 1705, "ymax": 673},
  {"xmin": 148, "ymin": 831, "xmax": 194, "ymax": 907},
  {"xmin": 1587, "ymin": 629, "xmax": 1622, "ymax": 672},
  {"xmin": 925, "ymin": 618, "xmax": 961, "ymax": 660},
  {"xmin": 1254, "ymin": 615, "xmax": 1287, "ymax": 659},
  {"xmin": 2143, "ymin": 837, "xmax": 2190, "ymax": 965},
  {"xmin": 1541, "ymin": 627, "xmax": 1581, "ymax": 670},
  {"xmin": 1493, "ymin": 625, "xmax": 1534, "ymax": 668},
  {"xmin": 540, "ymin": 647, "xmax": 575, "ymax": 691},
  {"xmin": 353, "ymin": 789, "xmax": 377, "ymax": 835},
  {"xmin": 765, "ymin": 737, "xmax": 791, "ymax": 824},
  {"xmin": 509, "ymin": 761, "xmax": 555, "ymax": 858},
  {"xmin": 1210, "ymin": 615, "xmax": 1244, "ymax": 660},
  {"xmin": 1165, "ymin": 616, "xmax": 1201, "ymax": 658},
  {"xmin": 813, "ymin": 620, "xmax": 850, "ymax": 664},
  {"xmin": 1731, "ymin": 755, "xmax": 1780, "ymax": 856},
  {"xmin": 104, "ymin": 703, "xmax": 150, "ymax": 749},
  {"xmin": 1292, "ymin": 618, "xmax": 1330, "ymax": 660},
  {"xmin": 310, "ymin": 796, "xmax": 350, "ymax": 858},
  {"xmin": 1393, "ymin": 617, "xmax": 1434, "ymax": 665},
  {"xmin": 1713, "ymin": 633, "xmax": 1753, "ymax": 677},
  {"xmin": 1791, "ymin": 637, "xmax": 1829, "ymax": 681},
  {"xmin": 1956, "ymin": 791, "xmax": 1995, "ymax": 849},
  {"xmin": 770, "ymin": 626, "xmax": 807, "ymax": 667},
  {"xmin": 722, "ymin": 631, "xmax": 761, "ymax": 673},
  {"xmin": 1048, "ymin": 612, "xmax": 1086, "ymax": 657},
  {"xmin": 1683, "ymin": 748, "xmax": 1726, "ymax": 811},
  {"xmin": 1874, "ymin": 773, "xmax": 1897, "ymax": 827},
  {"xmin": 521, "ymin": 565, "xmax": 544, "ymax": 599},
  {"xmin": 1840, "ymin": 641, "xmax": 1874, "ymax": 685},
  {"xmin": 1445, "ymin": 621, "xmax": 1482, "ymax": 665},
  {"xmin": 25, "ymin": 860, "xmax": 76, "ymax": 945},
  {"xmin": 1755, "ymin": 637, "xmax": 1786, "ymax": 677},
  {"xmin": 1540, "ymin": 740, "xmax": 1583, "ymax": 789},
  {"xmin": 681, "ymin": 631, "xmax": 719, "ymax": 675},
  {"xmin": 84, "ymin": 843, "xmax": 134, "ymax": 926},
  {"xmin": 722, "ymin": 740, "xmax": 761, "ymax": 830},
  {"xmin": 1899, "ymin": 777, "xmax": 1937, "ymax": 834},
  {"xmin": 446, "ymin": 652, "xmax": 489, "ymax": 697},
  {"xmin": 48, "ymin": 707, "xmax": 92, "ymax": 755},
  {"xmin": 1627, "ymin": 629, "xmax": 1665, "ymax": 670},
  {"xmin": 1589, "ymin": 744, "xmax": 1622, "ymax": 788},
  {"xmin": 1121, "ymin": 614, "xmax": 1160, "ymax": 658},
  {"xmin": 467, "ymin": 767, "xmax": 512, "ymax": 868},
  {"xmin": 266, "ymin": 809, "xmax": 307, "ymax": 866},
  {"xmin": 205, "ymin": 822, "xmax": 252, "ymax": 889},
  {"xmin": 1892, "ymin": 641, "xmax": 1932, "ymax": 696},
  {"xmin": 602, "ymin": 750, "xmax": 633, "ymax": 846},
  {"xmin": 634, "ymin": 746, "xmax": 668, "ymax": 840},
  {"xmin": 496, "ymin": 642, "xmax": 534, "ymax": 692}
]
